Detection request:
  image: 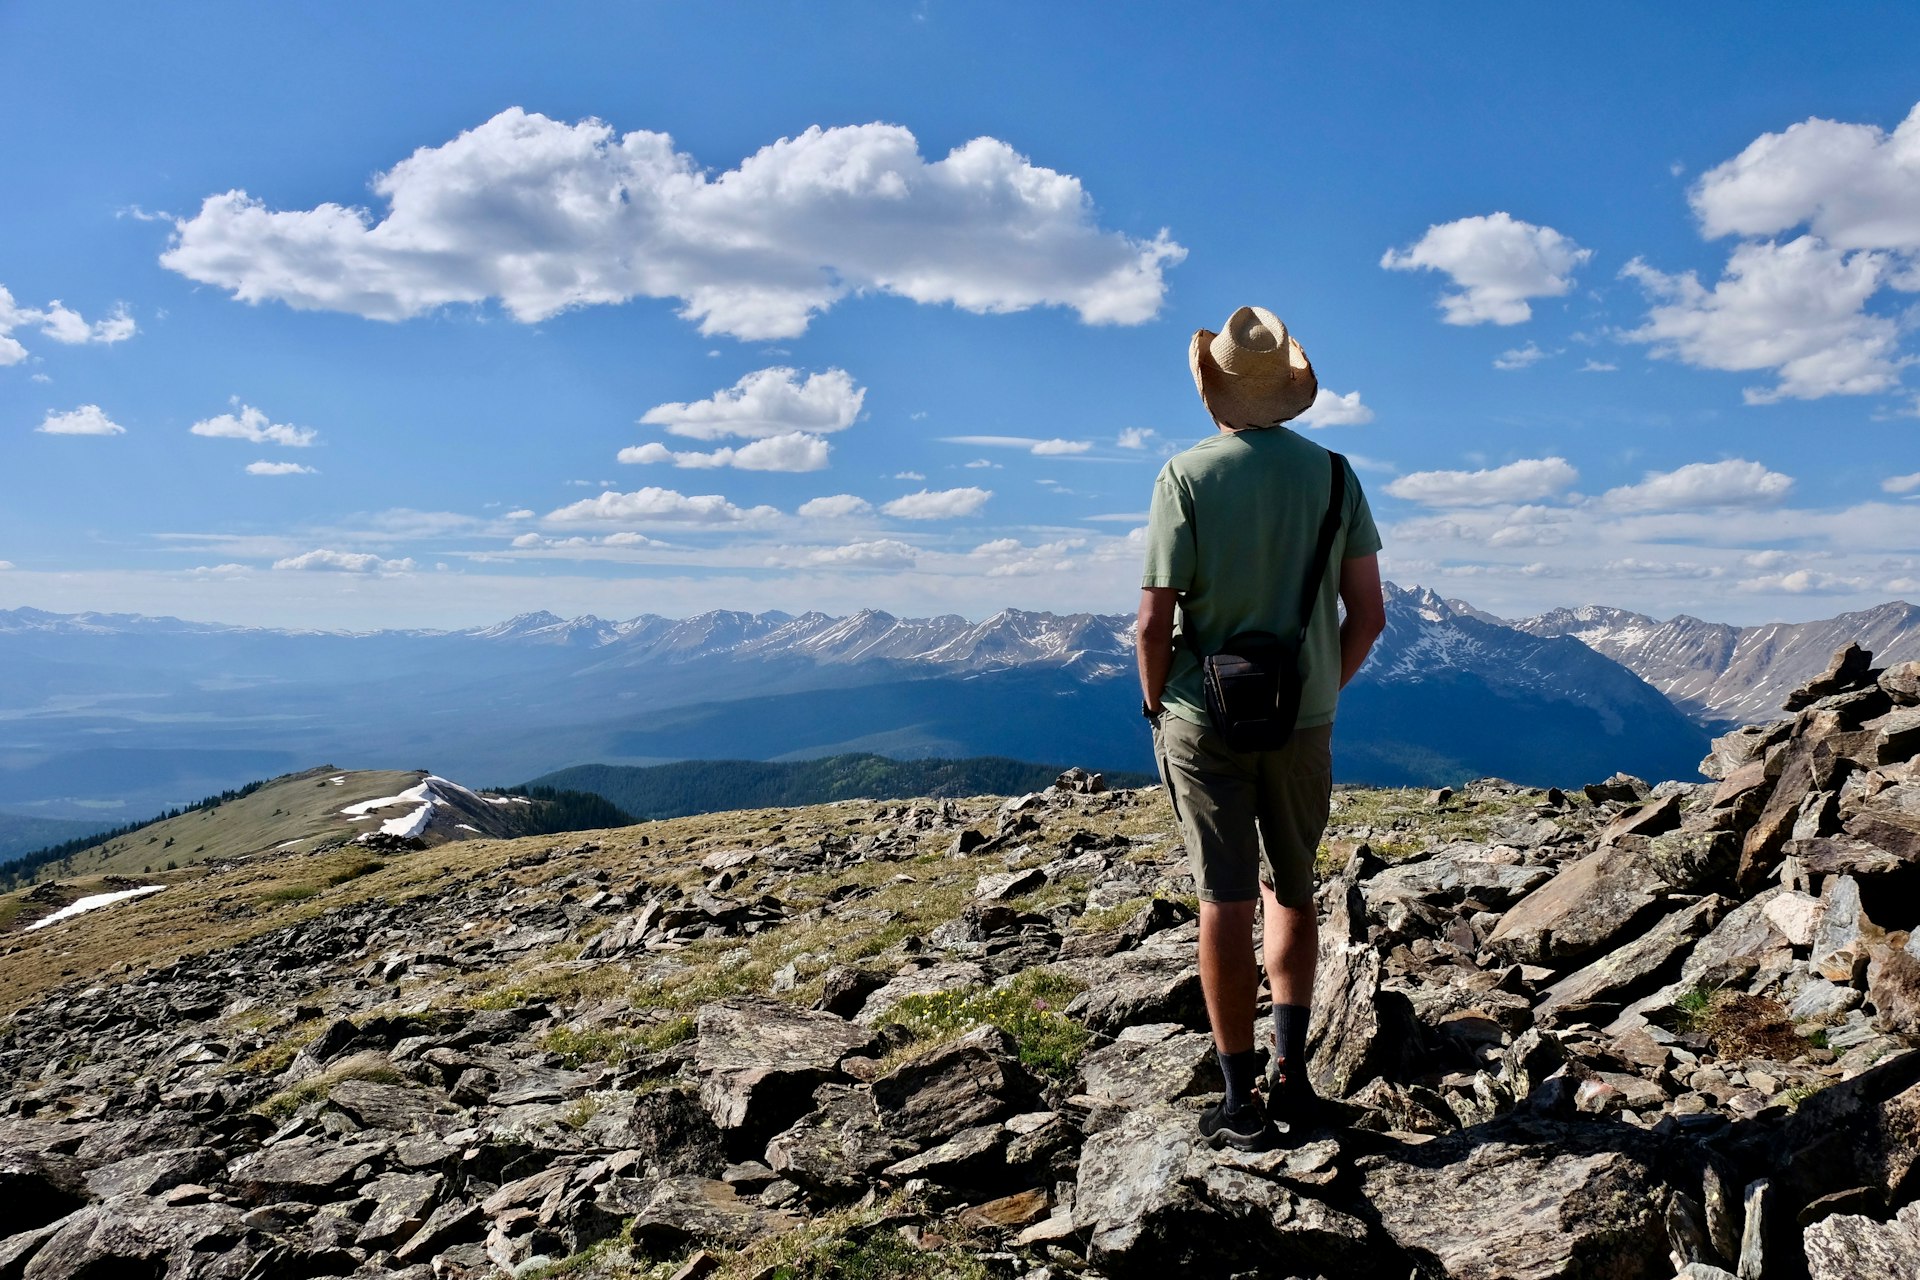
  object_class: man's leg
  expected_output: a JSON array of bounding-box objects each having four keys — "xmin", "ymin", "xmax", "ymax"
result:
[
  {"xmin": 1199, "ymin": 897, "xmax": 1260, "ymax": 1054},
  {"xmin": 1261, "ymin": 884, "xmax": 1317, "ymax": 1088},
  {"xmin": 1254, "ymin": 724, "xmax": 1335, "ymax": 1115},
  {"xmin": 1155, "ymin": 715, "xmax": 1271, "ymax": 1146}
]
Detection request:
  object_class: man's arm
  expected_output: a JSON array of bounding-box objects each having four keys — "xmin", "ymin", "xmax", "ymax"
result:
[
  {"xmin": 1336, "ymin": 554, "xmax": 1385, "ymax": 689},
  {"xmin": 1137, "ymin": 587, "xmax": 1180, "ymax": 713}
]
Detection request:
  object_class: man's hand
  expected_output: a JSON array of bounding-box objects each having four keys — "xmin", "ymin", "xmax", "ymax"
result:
[
  {"xmin": 1137, "ymin": 587, "xmax": 1179, "ymax": 715},
  {"xmin": 1336, "ymin": 554, "xmax": 1385, "ymax": 688}
]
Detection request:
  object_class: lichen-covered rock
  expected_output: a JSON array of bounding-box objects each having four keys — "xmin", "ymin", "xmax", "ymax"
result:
[
  {"xmin": 1357, "ymin": 1122, "xmax": 1674, "ymax": 1280},
  {"xmin": 763, "ymin": 1084, "xmax": 910, "ymax": 1196},
  {"xmin": 872, "ymin": 1025, "xmax": 1035, "ymax": 1145},
  {"xmin": 1803, "ymin": 1200, "xmax": 1920, "ymax": 1280},
  {"xmin": 1077, "ymin": 1023, "xmax": 1220, "ymax": 1108},
  {"xmin": 1487, "ymin": 843, "xmax": 1672, "ymax": 965},
  {"xmin": 22, "ymin": 1195, "xmax": 266, "ymax": 1280}
]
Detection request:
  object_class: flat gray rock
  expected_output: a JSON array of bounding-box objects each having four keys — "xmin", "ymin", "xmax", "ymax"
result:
[
  {"xmin": 1358, "ymin": 1125, "xmax": 1671, "ymax": 1280},
  {"xmin": 1487, "ymin": 843, "xmax": 1672, "ymax": 965},
  {"xmin": 1804, "ymin": 1199, "xmax": 1920, "ymax": 1280},
  {"xmin": 1077, "ymin": 1023, "xmax": 1220, "ymax": 1108}
]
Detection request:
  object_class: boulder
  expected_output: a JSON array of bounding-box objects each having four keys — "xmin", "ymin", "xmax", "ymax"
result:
[
  {"xmin": 1785, "ymin": 643, "xmax": 1875, "ymax": 710},
  {"xmin": 0, "ymin": 1154, "xmax": 89, "ymax": 1239},
  {"xmin": 1865, "ymin": 933, "xmax": 1920, "ymax": 1034},
  {"xmin": 1647, "ymin": 828, "xmax": 1740, "ymax": 893},
  {"xmin": 1357, "ymin": 1122, "xmax": 1674, "ymax": 1280},
  {"xmin": 1804, "ymin": 882, "xmax": 1866, "ymax": 982},
  {"xmin": 323, "ymin": 1077, "xmax": 453, "ymax": 1132},
  {"xmin": 354, "ymin": 1171, "xmax": 443, "ymax": 1249},
  {"xmin": 1363, "ymin": 844, "xmax": 1555, "ymax": 911},
  {"xmin": 1060, "ymin": 940, "xmax": 1207, "ymax": 1035},
  {"xmin": 974, "ymin": 867, "xmax": 1046, "ymax": 902},
  {"xmin": 1679, "ymin": 887, "xmax": 1791, "ymax": 989},
  {"xmin": 695, "ymin": 998, "xmax": 872, "ymax": 1152},
  {"xmin": 1075, "ymin": 1103, "xmax": 1217, "ymax": 1274},
  {"xmin": 1601, "ymin": 793, "xmax": 1683, "ymax": 843},
  {"xmin": 1881, "ymin": 660, "xmax": 1920, "ymax": 705},
  {"xmin": 1535, "ymin": 895, "xmax": 1727, "ymax": 1026},
  {"xmin": 578, "ymin": 901, "xmax": 661, "ymax": 959},
  {"xmin": 872, "ymin": 1025, "xmax": 1035, "ymax": 1145},
  {"xmin": 1078, "ymin": 1023, "xmax": 1221, "ymax": 1108},
  {"xmin": 82, "ymin": 1146, "xmax": 224, "ymax": 1201},
  {"xmin": 1487, "ymin": 843, "xmax": 1672, "ymax": 965},
  {"xmin": 1762, "ymin": 891, "xmax": 1825, "ymax": 947},
  {"xmin": 763, "ymin": 1085, "xmax": 910, "ymax": 1197},
  {"xmin": 1182, "ymin": 1149, "xmax": 1377, "ymax": 1272},
  {"xmin": 881, "ymin": 1123, "xmax": 1008, "ymax": 1189},
  {"xmin": 812, "ymin": 967, "xmax": 888, "ymax": 1019},
  {"xmin": 1741, "ymin": 737, "xmax": 1848, "ymax": 889},
  {"xmin": 955, "ymin": 1188, "xmax": 1051, "ymax": 1233},
  {"xmin": 1803, "ymin": 1200, "xmax": 1920, "ymax": 1280},
  {"xmin": 1306, "ymin": 883, "xmax": 1420, "ymax": 1098},
  {"xmin": 625, "ymin": 1177, "xmax": 797, "ymax": 1254},
  {"xmin": 227, "ymin": 1136, "xmax": 387, "ymax": 1199},
  {"xmin": 21, "ymin": 1195, "xmax": 262, "ymax": 1280}
]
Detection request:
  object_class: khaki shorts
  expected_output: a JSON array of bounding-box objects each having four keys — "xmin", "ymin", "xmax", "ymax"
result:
[{"xmin": 1151, "ymin": 712, "xmax": 1333, "ymax": 908}]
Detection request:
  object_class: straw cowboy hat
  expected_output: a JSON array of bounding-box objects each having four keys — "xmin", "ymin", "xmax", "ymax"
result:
[{"xmin": 1189, "ymin": 305, "xmax": 1318, "ymax": 429}]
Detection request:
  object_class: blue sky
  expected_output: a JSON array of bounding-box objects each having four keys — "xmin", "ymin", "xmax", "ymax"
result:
[{"xmin": 3, "ymin": 2, "xmax": 1918, "ymax": 628}]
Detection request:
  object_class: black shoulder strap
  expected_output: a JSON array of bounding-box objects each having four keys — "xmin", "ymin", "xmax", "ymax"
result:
[{"xmin": 1294, "ymin": 452, "xmax": 1347, "ymax": 642}]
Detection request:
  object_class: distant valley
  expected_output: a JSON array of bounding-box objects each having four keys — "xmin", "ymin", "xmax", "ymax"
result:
[{"xmin": 0, "ymin": 587, "xmax": 1910, "ymax": 816}]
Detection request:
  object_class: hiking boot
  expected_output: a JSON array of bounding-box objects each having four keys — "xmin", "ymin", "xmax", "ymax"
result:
[
  {"xmin": 1198, "ymin": 1098, "xmax": 1276, "ymax": 1152},
  {"xmin": 1267, "ymin": 1065, "xmax": 1332, "ymax": 1133}
]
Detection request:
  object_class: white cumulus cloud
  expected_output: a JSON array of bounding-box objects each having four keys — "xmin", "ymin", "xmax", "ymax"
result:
[
  {"xmin": 618, "ymin": 430, "xmax": 830, "ymax": 472},
  {"xmin": 1619, "ymin": 238, "xmax": 1904, "ymax": 403},
  {"xmin": 0, "ymin": 286, "xmax": 136, "ymax": 365},
  {"xmin": 546, "ymin": 486, "xmax": 778, "ymax": 524},
  {"xmin": 803, "ymin": 539, "xmax": 917, "ymax": 569},
  {"xmin": 273, "ymin": 549, "xmax": 415, "ymax": 574},
  {"xmin": 190, "ymin": 401, "xmax": 318, "ymax": 447},
  {"xmin": 1600, "ymin": 459, "xmax": 1794, "ymax": 512},
  {"xmin": 1293, "ymin": 388, "xmax": 1374, "ymax": 427},
  {"xmin": 1384, "ymin": 457, "xmax": 1578, "ymax": 507},
  {"xmin": 1380, "ymin": 212, "xmax": 1591, "ymax": 325},
  {"xmin": 639, "ymin": 367, "xmax": 863, "ymax": 440},
  {"xmin": 1884, "ymin": 472, "xmax": 1920, "ymax": 495},
  {"xmin": 159, "ymin": 109, "xmax": 1185, "ymax": 339},
  {"xmin": 1690, "ymin": 102, "xmax": 1920, "ymax": 250},
  {"xmin": 1493, "ymin": 342, "xmax": 1552, "ymax": 371},
  {"xmin": 1116, "ymin": 427, "xmax": 1157, "ymax": 449},
  {"xmin": 797, "ymin": 494, "xmax": 874, "ymax": 519},
  {"xmin": 37, "ymin": 404, "xmax": 126, "ymax": 436},
  {"xmin": 245, "ymin": 460, "xmax": 318, "ymax": 476},
  {"xmin": 1737, "ymin": 568, "xmax": 1866, "ymax": 595},
  {"xmin": 881, "ymin": 487, "xmax": 992, "ymax": 519}
]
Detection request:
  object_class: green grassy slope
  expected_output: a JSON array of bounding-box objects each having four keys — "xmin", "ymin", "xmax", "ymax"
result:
[
  {"xmin": 4, "ymin": 766, "xmax": 427, "ymax": 886},
  {"xmin": 522, "ymin": 753, "xmax": 1156, "ymax": 821}
]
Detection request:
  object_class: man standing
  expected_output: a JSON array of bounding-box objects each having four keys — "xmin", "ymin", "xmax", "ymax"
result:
[{"xmin": 1137, "ymin": 305, "xmax": 1385, "ymax": 1151}]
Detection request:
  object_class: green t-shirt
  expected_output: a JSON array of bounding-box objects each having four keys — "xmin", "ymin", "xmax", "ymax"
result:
[{"xmin": 1140, "ymin": 425, "xmax": 1383, "ymax": 730}]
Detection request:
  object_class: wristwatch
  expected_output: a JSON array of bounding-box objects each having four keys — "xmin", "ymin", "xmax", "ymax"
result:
[{"xmin": 1142, "ymin": 700, "xmax": 1162, "ymax": 721}]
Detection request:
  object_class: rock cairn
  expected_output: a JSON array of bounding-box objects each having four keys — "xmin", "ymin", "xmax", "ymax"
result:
[{"xmin": 0, "ymin": 650, "xmax": 1916, "ymax": 1279}]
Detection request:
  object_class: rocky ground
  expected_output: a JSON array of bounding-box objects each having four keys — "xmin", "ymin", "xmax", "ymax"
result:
[{"xmin": 1, "ymin": 646, "xmax": 1917, "ymax": 1280}]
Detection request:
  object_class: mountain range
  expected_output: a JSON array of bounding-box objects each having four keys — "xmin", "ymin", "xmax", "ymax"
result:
[
  {"xmin": 2, "ymin": 586, "xmax": 1906, "ymax": 817},
  {"xmin": 1510, "ymin": 599, "xmax": 1920, "ymax": 726}
]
